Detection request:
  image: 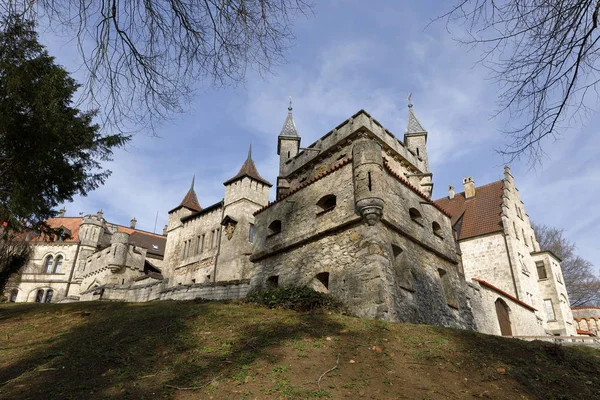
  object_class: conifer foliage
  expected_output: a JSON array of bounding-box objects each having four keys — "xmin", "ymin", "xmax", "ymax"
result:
[{"xmin": 0, "ymin": 15, "xmax": 129, "ymax": 234}]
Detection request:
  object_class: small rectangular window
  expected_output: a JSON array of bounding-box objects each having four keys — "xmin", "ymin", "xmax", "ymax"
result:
[
  {"xmin": 248, "ymin": 224, "xmax": 255, "ymax": 243},
  {"xmin": 544, "ymin": 299, "xmax": 556, "ymax": 321},
  {"xmin": 536, "ymin": 261, "xmax": 547, "ymax": 280}
]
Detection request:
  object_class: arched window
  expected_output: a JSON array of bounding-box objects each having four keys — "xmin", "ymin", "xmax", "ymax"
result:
[
  {"xmin": 267, "ymin": 220, "xmax": 282, "ymax": 236},
  {"xmin": 35, "ymin": 289, "xmax": 44, "ymax": 303},
  {"xmin": 409, "ymin": 208, "xmax": 423, "ymax": 224},
  {"xmin": 53, "ymin": 255, "xmax": 63, "ymax": 273},
  {"xmin": 316, "ymin": 195, "xmax": 336, "ymax": 214},
  {"xmin": 9, "ymin": 289, "xmax": 18, "ymax": 302},
  {"xmin": 44, "ymin": 289, "xmax": 54, "ymax": 303},
  {"xmin": 43, "ymin": 255, "xmax": 54, "ymax": 274},
  {"xmin": 432, "ymin": 221, "xmax": 442, "ymax": 237}
]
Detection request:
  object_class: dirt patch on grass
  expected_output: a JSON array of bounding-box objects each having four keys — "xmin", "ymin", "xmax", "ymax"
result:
[{"xmin": 0, "ymin": 301, "xmax": 599, "ymax": 399}]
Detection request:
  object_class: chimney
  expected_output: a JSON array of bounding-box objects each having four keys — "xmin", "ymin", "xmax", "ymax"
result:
[
  {"xmin": 162, "ymin": 224, "xmax": 168, "ymax": 236},
  {"xmin": 97, "ymin": 209, "xmax": 104, "ymax": 219},
  {"xmin": 58, "ymin": 207, "xmax": 66, "ymax": 217},
  {"xmin": 463, "ymin": 177, "xmax": 476, "ymax": 199},
  {"xmin": 448, "ymin": 185, "xmax": 455, "ymax": 200},
  {"xmin": 130, "ymin": 217, "xmax": 137, "ymax": 229}
]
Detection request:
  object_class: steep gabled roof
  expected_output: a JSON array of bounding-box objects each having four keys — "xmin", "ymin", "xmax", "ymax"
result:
[
  {"xmin": 434, "ymin": 180, "xmax": 505, "ymax": 240},
  {"xmin": 170, "ymin": 176, "xmax": 202, "ymax": 213},
  {"xmin": 223, "ymin": 145, "xmax": 272, "ymax": 187}
]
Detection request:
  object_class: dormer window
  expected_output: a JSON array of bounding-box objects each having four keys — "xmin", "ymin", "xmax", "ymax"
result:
[
  {"xmin": 267, "ymin": 220, "xmax": 282, "ymax": 237},
  {"xmin": 316, "ymin": 194, "xmax": 336, "ymax": 215},
  {"xmin": 409, "ymin": 208, "xmax": 423, "ymax": 225}
]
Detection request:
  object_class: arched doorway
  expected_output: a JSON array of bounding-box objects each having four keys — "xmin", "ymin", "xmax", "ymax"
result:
[{"xmin": 495, "ymin": 298, "xmax": 512, "ymax": 336}]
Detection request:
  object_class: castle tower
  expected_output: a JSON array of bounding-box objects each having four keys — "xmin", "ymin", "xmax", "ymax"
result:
[
  {"xmin": 403, "ymin": 98, "xmax": 433, "ymax": 197},
  {"xmin": 218, "ymin": 145, "xmax": 272, "ymax": 281},
  {"xmin": 277, "ymin": 99, "xmax": 301, "ymax": 198}
]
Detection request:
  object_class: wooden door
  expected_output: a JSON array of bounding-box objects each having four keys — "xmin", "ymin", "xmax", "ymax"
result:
[{"xmin": 495, "ymin": 299, "xmax": 512, "ymax": 336}]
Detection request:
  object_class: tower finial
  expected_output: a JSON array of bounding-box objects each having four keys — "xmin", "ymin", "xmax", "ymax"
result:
[
  {"xmin": 190, "ymin": 174, "xmax": 195, "ymax": 190},
  {"xmin": 408, "ymin": 92, "xmax": 413, "ymax": 108},
  {"xmin": 247, "ymin": 143, "xmax": 252, "ymax": 160},
  {"xmin": 288, "ymin": 96, "xmax": 293, "ymax": 112}
]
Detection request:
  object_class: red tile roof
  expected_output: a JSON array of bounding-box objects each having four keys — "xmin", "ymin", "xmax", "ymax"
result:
[
  {"xmin": 576, "ymin": 329, "xmax": 594, "ymax": 336},
  {"xmin": 29, "ymin": 217, "xmax": 83, "ymax": 242},
  {"xmin": 434, "ymin": 180, "xmax": 505, "ymax": 240}
]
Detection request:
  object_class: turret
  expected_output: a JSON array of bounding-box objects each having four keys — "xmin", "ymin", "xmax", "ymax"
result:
[
  {"xmin": 404, "ymin": 99, "xmax": 429, "ymax": 171},
  {"xmin": 79, "ymin": 211, "xmax": 105, "ymax": 248},
  {"xmin": 404, "ymin": 97, "xmax": 433, "ymax": 197},
  {"xmin": 352, "ymin": 134, "xmax": 385, "ymax": 226},
  {"xmin": 108, "ymin": 232, "xmax": 130, "ymax": 273},
  {"xmin": 277, "ymin": 99, "xmax": 301, "ymax": 195}
]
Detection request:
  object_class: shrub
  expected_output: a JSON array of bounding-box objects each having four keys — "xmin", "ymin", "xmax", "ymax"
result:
[{"xmin": 246, "ymin": 286, "xmax": 343, "ymax": 312}]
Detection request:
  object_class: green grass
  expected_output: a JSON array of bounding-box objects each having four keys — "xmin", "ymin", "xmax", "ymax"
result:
[{"xmin": 0, "ymin": 300, "xmax": 599, "ymax": 399}]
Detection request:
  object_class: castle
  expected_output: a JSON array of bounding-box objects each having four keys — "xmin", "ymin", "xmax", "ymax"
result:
[{"xmin": 3, "ymin": 103, "xmax": 581, "ymax": 338}]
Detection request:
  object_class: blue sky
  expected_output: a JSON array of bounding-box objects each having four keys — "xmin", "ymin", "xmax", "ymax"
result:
[{"xmin": 40, "ymin": 1, "xmax": 599, "ymax": 267}]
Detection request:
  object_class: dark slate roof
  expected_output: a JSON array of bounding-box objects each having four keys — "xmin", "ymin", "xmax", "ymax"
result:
[
  {"xmin": 223, "ymin": 146, "xmax": 272, "ymax": 187},
  {"xmin": 434, "ymin": 180, "xmax": 505, "ymax": 240},
  {"xmin": 406, "ymin": 105, "xmax": 427, "ymax": 134},
  {"xmin": 128, "ymin": 231, "xmax": 167, "ymax": 258},
  {"xmin": 279, "ymin": 103, "xmax": 299, "ymax": 137}
]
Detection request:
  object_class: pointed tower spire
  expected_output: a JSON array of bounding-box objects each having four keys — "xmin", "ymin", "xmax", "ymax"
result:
[
  {"xmin": 406, "ymin": 94, "xmax": 427, "ymax": 135},
  {"xmin": 178, "ymin": 175, "xmax": 202, "ymax": 212},
  {"xmin": 279, "ymin": 97, "xmax": 299, "ymax": 137},
  {"xmin": 224, "ymin": 145, "xmax": 272, "ymax": 187}
]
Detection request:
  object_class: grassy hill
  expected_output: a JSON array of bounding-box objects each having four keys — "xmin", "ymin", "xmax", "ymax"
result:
[{"xmin": 0, "ymin": 300, "xmax": 599, "ymax": 399}]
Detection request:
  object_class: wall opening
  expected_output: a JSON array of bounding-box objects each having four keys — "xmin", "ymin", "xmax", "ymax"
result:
[
  {"xmin": 409, "ymin": 208, "xmax": 423, "ymax": 225},
  {"xmin": 310, "ymin": 272, "xmax": 330, "ymax": 293},
  {"xmin": 9, "ymin": 289, "xmax": 18, "ymax": 302},
  {"xmin": 432, "ymin": 221, "xmax": 442, "ymax": 237},
  {"xmin": 267, "ymin": 220, "xmax": 282, "ymax": 236},
  {"xmin": 316, "ymin": 195, "xmax": 337, "ymax": 214},
  {"xmin": 266, "ymin": 275, "xmax": 279, "ymax": 289},
  {"xmin": 367, "ymin": 172, "xmax": 372, "ymax": 191}
]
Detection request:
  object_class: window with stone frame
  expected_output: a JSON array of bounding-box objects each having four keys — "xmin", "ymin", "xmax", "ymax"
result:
[
  {"xmin": 513, "ymin": 221, "xmax": 519, "ymax": 239},
  {"xmin": 544, "ymin": 299, "xmax": 556, "ymax": 321},
  {"xmin": 518, "ymin": 253, "xmax": 530, "ymax": 275},
  {"xmin": 522, "ymin": 229, "xmax": 528, "ymax": 246},
  {"xmin": 53, "ymin": 255, "xmax": 63, "ymax": 273},
  {"xmin": 9, "ymin": 289, "xmax": 18, "ymax": 302},
  {"xmin": 43, "ymin": 255, "xmax": 54, "ymax": 274},
  {"xmin": 44, "ymin": 289, "xmax": 54, "ymax": 303},
  {"xmin": 536, "ymin": 261, "xmax": 548, "ymax": 280},
  {"xmin": 248, "ymin": 224, "xmax": 255, "ymax": 243},
  {"xmin": 35, "ymin": 289, "xmax": 44, "ymax": 303}
]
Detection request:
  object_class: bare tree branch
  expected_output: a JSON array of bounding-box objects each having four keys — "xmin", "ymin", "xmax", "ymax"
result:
[
  {"xmin": 438, "ymin": 1, "xmax": 600, "ymax": 165},
  {"xmin": 1, "ymin": 0, "xmax": 312, "ymax": 133}
]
